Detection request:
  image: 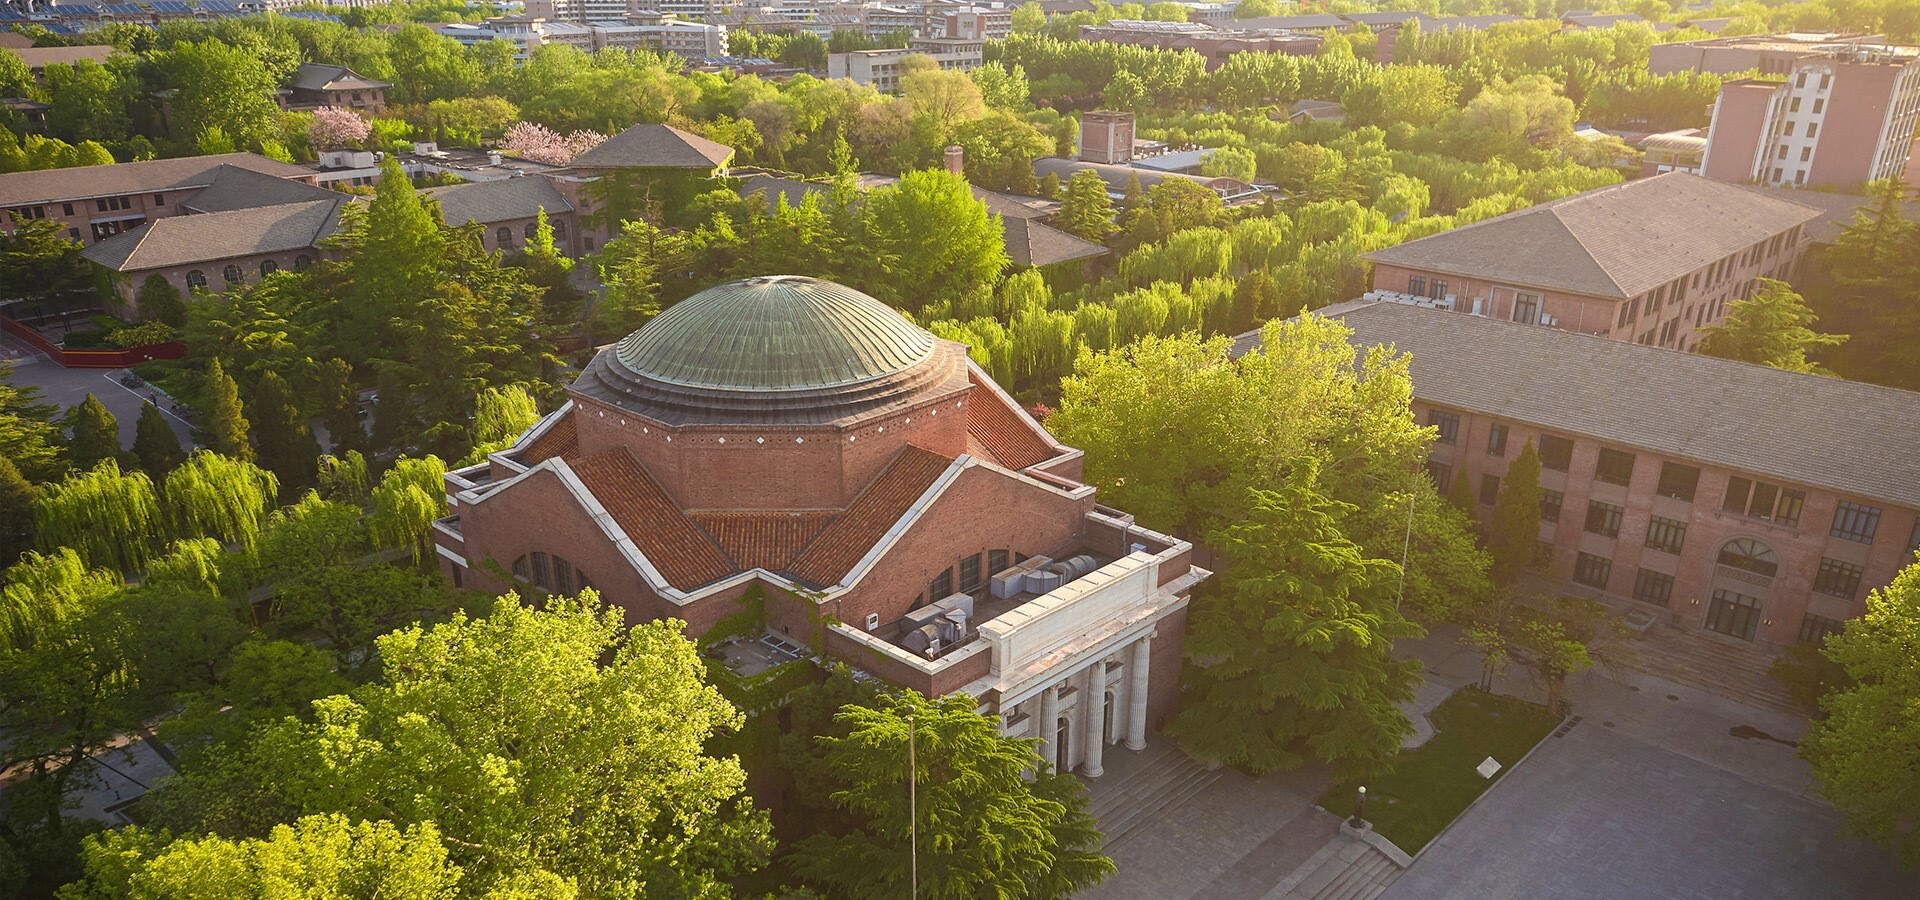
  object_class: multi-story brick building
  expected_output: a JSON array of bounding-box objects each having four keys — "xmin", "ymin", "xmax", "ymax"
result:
[
  {"xmin": 1650, "ymin": 32, "xmax": 1890, "ymax": 76},
  {"xmin": 281, "ymin": 62, "xmax": 390, "ymax": 113},
  {"xmin": 1360, "ymin": 172, "xmax": 1821, "ymax": 351},
  {"xmin": 1697, "ymin": 45, "xmax": 1920, "ymax": 191},
  {"xmin": 0, "ymin": 152, "xmax": 317, "ymax": 246},
  {"xmin": 827, "ymin": 39, "xmax": 982, "ymax": 90},
  {"xmin": 435, "ymin": 276, "xmax": 1205, "ymax": 777},
  {"xmin": 1077, "ymin": 19, "xmax": 1320, "ymax": 68},
  {"xmin": 1237, "ymin": 300, "xmax": 1920, "ymax": 652}
]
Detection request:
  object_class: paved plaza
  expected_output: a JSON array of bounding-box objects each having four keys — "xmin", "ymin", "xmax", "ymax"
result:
[{"xmin": 1, "ymin": 344, "xmax": 195, "ymax": 450}]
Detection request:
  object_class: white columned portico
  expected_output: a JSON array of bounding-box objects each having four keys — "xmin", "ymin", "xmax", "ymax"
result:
[
  {"xmin": 1037, "ymin": 684, "xmax": 1060, "ymax": 772},
  {"xmin": 1126, "ymin": 634, "xmax": 1152, "ymax": 751},
  {"xmin": 1082, "ymin": 665, "xmax": 1106, "ymax": 777}
]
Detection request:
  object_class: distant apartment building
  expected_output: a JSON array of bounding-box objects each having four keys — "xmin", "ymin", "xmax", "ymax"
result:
[
  {"xmin": 932, "ymin": 5, "xmax": 1011, "ymax": 40},
  {"xmin": 1638, "ymin": 130, "xmax": 1708, "ymax": 176},
  {"xmin": 1243, "ymin": 301, "xmax": 1920, "ymax": 653},
  {"xmin": 828, "ymin": 38, "xmax": 982, "ymax": 91},
  {"xmin": 436, "ymin": 15, "xmax": 725, "ymax": 60},
  {"xmin": 1650, "ymin": 32, "xmax": 1889, "ymax": 76},
  {"xmin": 0, "ymin": 152, "xmax": 317, "ymax": 246},
  {"xmin": 1360, "ymin": 173, "xmax": 1821, "ymax": 351},
  {"xmin": 1077, "ymin": 19, "xmax": 1320, "ymax": 68},
  {"xmin": 1698, "ymin": 46, "xmax": 1920, "ymax": 191}
]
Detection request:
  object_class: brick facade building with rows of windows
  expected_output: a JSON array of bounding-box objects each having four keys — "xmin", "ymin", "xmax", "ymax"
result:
[
  {"xmin": 435, "ymin": 276, "xmax": 1207, "ymax": 779},
  {"xmin": 1360, "ymin": 172, "xmax": 1822, "ymax": 352},
  {"xmin": 1237, "ymin": 301, "xmax": 1920, "ymax": 652}
]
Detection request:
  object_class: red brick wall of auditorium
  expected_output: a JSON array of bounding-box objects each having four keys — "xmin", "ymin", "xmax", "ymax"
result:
[
  {"xmin": 1147, "ymin": 605, "xmax": 1188, "ymax": 731},
  {"xmin": 567, "ymin": 389, "xmax": 973, "ymax": 510},
  {"xmin": 827, "ymin": 465, "xmax": 1094, "ymax": 634},
  {"xmin": 449, "ymin": 467, "xmax": 739, "ymax": 635}
]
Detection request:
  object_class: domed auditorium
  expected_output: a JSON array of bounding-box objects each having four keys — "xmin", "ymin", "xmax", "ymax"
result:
[{"xmin": 434, "ymin": 276, "xmax": 1206, "ymax": 777}]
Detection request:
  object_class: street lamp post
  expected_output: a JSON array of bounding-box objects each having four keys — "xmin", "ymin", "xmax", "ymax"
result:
[{"xmin": 1349, "ymin": 785, "xmax": 1368, "ymax": 828}]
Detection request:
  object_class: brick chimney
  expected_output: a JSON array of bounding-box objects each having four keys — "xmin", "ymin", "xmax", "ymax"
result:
[{"xmin": 944, "ymin": 145, "xmax": 964, "ymax": 176}]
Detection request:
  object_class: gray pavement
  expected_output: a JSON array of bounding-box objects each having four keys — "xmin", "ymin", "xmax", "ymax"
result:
[
  {"xmin": 1380, "ymin": 721, "xmax": 1908, "ymax": 900},
  {"xmin": 3, "ymin": 352, "xmax": 195, "ymax": 452}
]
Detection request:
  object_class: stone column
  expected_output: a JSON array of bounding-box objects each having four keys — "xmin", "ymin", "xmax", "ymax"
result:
[
  {"xmin": 1126, "ymin": 636, "xmax": 1152, "ymax": 751},
  {"xmin": 1082, "ymin": 666, "xmax": 1106, "ymax": 778},
  {"xmin": 1037, "ymin": 684, "xmax": 1059, "ymax": 773}
]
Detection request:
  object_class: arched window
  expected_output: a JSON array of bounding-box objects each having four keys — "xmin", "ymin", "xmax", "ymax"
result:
[
  {"xmin": 222, "ymin": 264, "xmax": 243, "ymax": 284},
  {"xmin": 552, "ymin": 220, "xmax": 567, "ymax": 245},
  {"xmin": 294, "ymin": 254, "xmax": 314, "ymax": 271},
  {"xmin": 1717, "ymin": 538, "xmax": 1778, "ymax": 578},
  {"xmin": 497, "ymin": 226, "xmax": 512, "ymax": 249},
  {"xmin": 259, "ymin": 259, "xmax": 278, "ymax": 277},
  {"xmin": 524, "ymin": 222, "xmax": 538, "ymax": 241},
  {"xmin": 185, "ymin": 269, "xmax": 207, "ymax": 290}
]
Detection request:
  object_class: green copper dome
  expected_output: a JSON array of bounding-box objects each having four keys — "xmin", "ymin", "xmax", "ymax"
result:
[{"xmin": 615, "ymin": 276, "xmax": 935, "ymax": 392}]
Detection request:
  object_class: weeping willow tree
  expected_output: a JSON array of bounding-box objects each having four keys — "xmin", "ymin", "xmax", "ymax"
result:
[
  {"xmin": 0, "ymin": 547, "xmax": 121, "ymax": 650},
  {"xmin": 317, "ymin": 451, "xmax": 370, "ymax": 506},
  {"xmin": 463, "ymin": 385, "xmax": 542, "ymax": 464},
  {"xmin": 163, "ymin": 451, "xmax": 280, "ymax": 554},
  {"xmin": 34, "ymin": 460, "xmax": 162, "ymax": 574},
  {"xmin": 144, "ymin": 537, "xmax": 231, "ymax": 596},
  {"xmin": 367, "ymin": 455, "xmax": 447, "ymax": 559}
]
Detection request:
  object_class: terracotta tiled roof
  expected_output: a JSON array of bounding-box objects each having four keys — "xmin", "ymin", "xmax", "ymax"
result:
[
  {"xmin": 788, "ymin": 445, "xmax": 953, "ymax": 587},
  {"xmin": 692, "ymin": 511, "xmax": 836, "ymax": 572},
  {"xmin": 520, "ymin": 410, "xmax": 577, "ymax": 464},
  {"xmin": 568, "ymin": 449, "xmax": 735, "ymax": 590},
  {"xmin": 966, "ymin": 384, "xmax": 1057, "ymax": 470}
]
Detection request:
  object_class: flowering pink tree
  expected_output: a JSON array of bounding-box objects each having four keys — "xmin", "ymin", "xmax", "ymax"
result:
[
  {"xmin": 500, "ymin": 121, "xmax": 609, "ymax": 166},
  {"xmin": 308, "ymin": 107, "xmax": 371, "ymax": 150}
]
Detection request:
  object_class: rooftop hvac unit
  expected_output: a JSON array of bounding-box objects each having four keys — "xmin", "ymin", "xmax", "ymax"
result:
[
  {"xmin": 901, "ymin": 623, "xmax": 942, "ymax": 656},
  {"xmin": 902, "ymin": 604, "xmax": 946, "ymax": 631},
  {"xmin": 1024, "ymin": 568, "xmax": 1063, "ymax": 593},
  {"xmin": 864, "ymin": 612, "xmax": 879, "ymax": 631},
  {"xmin": 1064, "ymin": 555, "xmax": 1098, "ymax": 578},
  {"xmin": 991, "ymin": 555, "xmax": 1051, "ymax": 599},
  {"xmin": 933, "ymin": 592, "xmax": 975, "ymax": 620}
]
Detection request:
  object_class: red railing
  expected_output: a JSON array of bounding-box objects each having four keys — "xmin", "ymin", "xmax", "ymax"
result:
[{"xmin": 0, "ymin": 315, "xmax": 185, "ymax": 368}]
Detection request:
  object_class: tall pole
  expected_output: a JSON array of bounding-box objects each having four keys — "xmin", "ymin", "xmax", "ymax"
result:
[
  {"xmin": 1397, "ymin": 490, "xmax": 1415, "ymax": 611},
  {"xmin": 908, "ymin": 712, "xmax": 918, "ymax": 900}
]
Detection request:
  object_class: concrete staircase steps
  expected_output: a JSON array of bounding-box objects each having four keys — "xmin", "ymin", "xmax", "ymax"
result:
[
  {"xmin": 1311, "ymin": 847, "xmax": 1398, "ymax": 900},
  {"xmin": 1086, "ymin": 743, "xmax": 1222, "ymax": 851},
  {"xmin": 1623, "ymin": 622, "xmax": 1801, "ymax": 716}
]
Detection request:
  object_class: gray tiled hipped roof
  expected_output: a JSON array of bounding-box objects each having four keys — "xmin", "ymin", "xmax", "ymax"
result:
[
  {"xmin": 0, "ymin": 152, "xmax": 313, "ymax": 207},
  {"xmin": 290, "ymin": 62, "xmax": 390, "ymax": 92},
  {"xmin": 183, "ymin": 165, "xmax": 341, "ymax": 213},
  {"xmin": 424, "ymin": 176, "xmax": 573, "ymax": 227},
  {"xmin": 1002, "ymin": 216, "xmax": 1107, "ymax": 268},
  {"xmin": 1735, "ymin": 184, "xmax": 1920, "ymax": 244},
  {"xmin": 7, "ymin": 45, "xmax": 114, "ymax": 69},
  {"xmin": 1360, "ymin": 173, "xmax": 1822, "ymax": 300},
  {"xmin": 81, "ymin": 199, "xmax": 345, "ymax": 271},
  {"xmin": 1235, "ymin": 301, "xmax": 1920, "ymax": 510},
  {"xmin": 569, "ymin": 123, "xmax": 734, "ymax": 170}
]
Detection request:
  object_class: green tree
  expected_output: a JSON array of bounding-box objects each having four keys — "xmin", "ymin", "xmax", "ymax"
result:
[
  {"xmin": 1167, "ymin": 464, "xmax": 1423, "ymax": 776},
  {"xmin": 1446, "ymin": 464, "xmax": 1476, "ymax": 513},
  {"xmin": 1801, "ymin": 558, "xmax": 1920, "ymax": 869},
  {"xmin": 592, "ymin": 218, "xmax": 688, "ymax": 342},
  {"xmin": 200, "ymin": 359, "xmax": 252, "ymax": 462},
  {"xmin": 316, "ymin": 357, "xmax": 365, "ymax": 457},
  {"xmin": 131, "ymin": 401, "xmax": 185, "ymax": 480},
  {"xmin": 1012, "ymin": 2, "xmax": 1047, "ymax": 33},
  {"xmin": 316, "ymin": 451, "xmax": 370, "ymax": 505},
  {"xmin": 366, "ymin": 455, "xmax": 447, "ymax": 558},
  {"xmin": 467, "ymin": 384, "xmax": 540, "ymax": 462},
  {"xmin": 161, "ymin": 450, "xmax": 278, "ymax": 554},
  {"xmin": 135, "ymin": 274, "xmax": 187, "ymax": 327},
  {"xmin": 43, "ymin": 59, "xmax": 131, "ymax": 147},
  {"xmin": 338, "ymin": 157, "xmax": 447, "ymax": 360},
  {"xmin": 1698, "ymin": 278, "xmax": 1848, "ymax": 374},
  {"xmin": 275, "ymin": 562, "xmax": 444, "ymax": 668},
  {"xmin": 64, "ymin": 394, "xmax": 121, "ymax": 472},
  {"xmin": 789, "ymin": 690, "xmax": 1113, "ymax": 899},
  {"xmin": 158, "ymin": 39, "xmax": 282, "ymax": 150},
  {"xmin": 0, "ymin": 217, "xmax": 89, "ymax": 301},
  {"xmin": 1055, "ymin": 169, "xmax": 1117, "ymax": 241},
  {"xmin": 163, "ymin": 593, "xmax": 773, "ymax": 896},
  {"xmin": 1102, "ymin": 70, "xmax": 1146, "ymax": 114},
  {"xmin": 860, "ymin": 168, "xmax": 1008, "ymax": 314},
  {"xmin": 33, "ymin": 460, "xmax": 159, "ymax": 573},
  {"xmin": 67, "ymin": 815, "xmax": 475, "ymax": 900},
  {"xmin": 0, "ymin": 359, "xmax": 66, "ymax": 483},
  {"xmin": 1234, "ymin": 0, "xmax": 1282, "ymax": 16},
  {"xmin": 0, "ymin": 456, "xmax": 39, "ymax": 568},
  {"xmin": 1488, "ymin": 440, "xmax": 1543, "ymax": 586},
  {"xmin": 249, "ymin": 370, "xmax": 320, "ymax": 497}
]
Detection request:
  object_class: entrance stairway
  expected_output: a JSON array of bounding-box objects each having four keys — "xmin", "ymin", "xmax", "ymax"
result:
[
  {"xmin": 1083, "ymin": 738, "xmax": 1222, "ymax": 851},
  {"xmin": 1623, "ymin": 621, "xmax": 1801, "ymax": 716},
  {"xmin": 1266, "ymin": 834, "xmax": 1402, "ymax": 900}
]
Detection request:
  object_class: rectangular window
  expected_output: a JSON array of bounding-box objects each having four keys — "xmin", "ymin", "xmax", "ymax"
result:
[
  {"xmin": 62, "ymin": 202, "xmax": 73, "ymax": 216},
  {"xmin": 1541, "ymin": 489, "xmax": 1564, "ymax": 522},
  {"xmin": 1408, "ymin": 275, "xmax": 1426, "ymax": 297},
  {"xmin": 1800, "ymin": 147, "xmax": 1811, "ymax": 162},
  {"xmin": 1796, "ymin": 71, "xmax": 1807, "ymax": 87},
  {"xmin": 1573, "ymin": 552, "xmax": 1613, "ymax": 589},
  {"xmin": 1584, "ymin": 501, "xmax": 1624, "ymax": 538},
  {"xmin": 1513, "ymin": 292, "xmax": 1541, "ymax": 325},
  {"xmin": 1487, "ymin": 423, "xmax": 1508, "ymax": 457},
  {"xmin": 1706, "ymin": 589, "xmax": 1762, "ymax": 641},
  {"xmin": 1429, "ymin": 410, "xmax": 1459, "ymax": 445},
  {"xmin": 989, "ymin": 548, "xmax": 1010, "ymax": 574},
  {"xmin": 1594, "ymin": 448, "xmax": 1636, "ymax": 486},
  {"xmin": 1431, "ymin": 279, "xmax": 1448, "ymax": 299},
  {"xmin": 1644, "ymin": 516, "xmax": 1687, "ymax": 554},
  {"xmin": 1910, "ymin": 521, "xmax": 1920, "ymax": 555},
  {"xmin": 1479, "ymin": 474, "xmax": 1500, "ymax": 506},
  {"xmin": 1813, "ymin": 558, "xmax": 1864, "ymax": 599},
  {"xmin": 1426, "ymin": 459, "xmax": 1451, "ymax": 489},
  {"xmin": 1813, "ymin": 98, "xmax": 1825, "ymax": 113},
  {"xmin": 1633, "ymin": 569, "xmax": 1674, "ymax": 606},
  {"xmin": 1657, "ymin": 463, "xmax": 1699, "ymax": 501},
  {"xmin": 1798, "ymin": 613, "xmax": 1842, "ymax": 645},
  {"xmin": 1818, "ymin": 73, "xmax": 1830, "ymax": 90},
  {"xmin": 930, "ymin": 567, "xmax": 954, "ymax": 599},
  {"xmin": 1789, "ymin": 96, "xmax": 1802, "ymax": 112},
  {"xmin": 1807, "ymin": 123, "xmax": 1818, "ymax": 139},
  {"xmin": 153, "ymin": 193, "xmax": 165, "ymax": 205},
  {"xmin": 1539, "ymin": 434, "xmax": 1573, "ymax": 472},
  {"xmin": 959, "ymin": 553, "xmax": 983, "ymax": 594},
  {"xmin": 1722, "ymin": 477, "xmax": 1804, "ymax": 526},
  {"xmin": 1830, "ymin": 502, "xmax": 1881, "ymax": 543}
]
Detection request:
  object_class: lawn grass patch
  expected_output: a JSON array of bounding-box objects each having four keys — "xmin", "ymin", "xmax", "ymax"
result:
[{"xmin": 1319, "ymin": 687, "xmax": 1559, "ymax": 854}]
